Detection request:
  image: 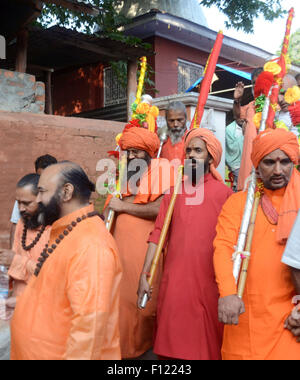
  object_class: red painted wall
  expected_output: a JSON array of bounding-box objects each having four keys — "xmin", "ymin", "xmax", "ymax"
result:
[
  {"xmin": 53, "ymin": 63, "xmax": 105, "ymax": 116},
  {"xmin": 152, "ymin": 36, "xmax": 251, "ymax": 98},
  {"xmin": 51, "ymin": 36, "xmax": 252, "ymax": 115},
  {"xmin": 0, "ymin": 111, "xmax": 124, "ymax": 247}
]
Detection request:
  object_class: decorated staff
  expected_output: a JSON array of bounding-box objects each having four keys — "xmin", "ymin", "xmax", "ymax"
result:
[
  {"xmin": 140, "ymin": 165, "xmax": 184, "ymax": 309},
  {"xmin": 134, "ymin": 57, "xmax": 147, "ymax": 106},
  {"xmin": 105, "ymin": 57, "xmax": 160, "ymax": 231},
  {"xmin": 233, "ymin": 9, "xmax": 295, "ymax": 296},
  {"xmin": 232, "ymin": 88, "xmax": 272, "ymax": 282},
  {"xmin": 266, "ymin": 8, "xmax": 294, "ymax": 129},
  {"xmin": 105, "ymin": 153, "xmax": 127, "ymax": 232},
  {"xmin": 191, "ymin": 30, "xmax": 224, "ymax": 129}
]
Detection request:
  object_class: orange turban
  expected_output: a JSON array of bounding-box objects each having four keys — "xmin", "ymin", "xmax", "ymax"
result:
[
  {"xmin": 184, "ymin": 128, "xmax": 223, "ymax": 182},
  {"xmin": 119, "ymin": 127, "xmax": 160, "ymax": 158},
  {"xmin": 251, "ymin": 128, "xmax": 299, "ymax": 168},
  {"xmin": 251, "ymin": 128, "xmax": 300, "ymax": 244}
]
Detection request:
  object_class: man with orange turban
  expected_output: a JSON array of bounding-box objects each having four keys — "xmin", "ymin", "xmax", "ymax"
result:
[
  {"xmin": 214, "ymin": 128, "xmax": 300, "ymax": 360},
  {"xmin": 137, "ymin": 128, "xmax": 233, "ymax": 360},
  {"xmin": 105, "ymin": 126, "xmax": 175, "ymax": 359}
]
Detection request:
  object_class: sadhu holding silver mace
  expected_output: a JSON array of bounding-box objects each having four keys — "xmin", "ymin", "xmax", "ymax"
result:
[{"xmin": 213, "ymin": 8, "xmax": 300, "ymax": 360}]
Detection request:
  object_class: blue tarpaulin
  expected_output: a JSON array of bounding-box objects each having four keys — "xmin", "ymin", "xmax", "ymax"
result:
[
  {"xmin": 185, "ymin": 64, "xmax": 251, "ymax": 93},
  {"xmin": 216, "ymin": 64, "xmax": 252, "ymax": 81}
]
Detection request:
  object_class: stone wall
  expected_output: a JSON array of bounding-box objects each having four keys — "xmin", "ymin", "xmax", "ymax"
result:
[
  {"xmin": 0, "ymin": 69, "xmax": 45, "ymax": 114},
  {"xmin": 0, "ymin": 111, "xmax": 124, "ymax": 247}
]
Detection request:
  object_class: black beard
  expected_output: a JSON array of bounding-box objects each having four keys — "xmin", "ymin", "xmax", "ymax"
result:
[
  {"xmin": 127, "ymin": 156, "xmax": 151, "ymax": 182},
  {"xmin": 21, "ymin": 212, "xmax": 42, "ymax": 230},
  {"xmin": 184, "ymin": 158, "xmax": 210, "ymax": 185},
  {"xmin": 38, "ymin": 191, "xmax": 62, "ymax": 226}
]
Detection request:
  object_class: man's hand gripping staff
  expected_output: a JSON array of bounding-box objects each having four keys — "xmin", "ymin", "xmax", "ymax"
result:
[{"xmin": 138, "ymin": 165, "xmax": 184, "ymax": 309}]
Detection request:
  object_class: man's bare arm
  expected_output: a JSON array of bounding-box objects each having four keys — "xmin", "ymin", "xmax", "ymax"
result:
[
  {"xmin": 291, "ymin": 268, "xmax": 300, "ymax": 295},
  {"xmin": 108, "ymin": 195, "xmax": 163, "ymax": 220}
]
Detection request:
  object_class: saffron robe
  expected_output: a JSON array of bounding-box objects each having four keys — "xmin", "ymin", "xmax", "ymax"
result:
[
  {"xmin": 213, "ymin": 188, "xmax": 300, "ymax": 360},
  {"xmin": 8, "ymin": 220, "xmax": 51, "ymax": 297},
  {"xmin": 149, "ymin": 174, "xmax": 233, "ymax": 360},
  {"xmin": 161, "ymin": 137, "xmax": 185, "ymax": 163},
  {"xmin": 110, "ymin": 158, "xmax": 174, "ymax": 358},
  {"xmin": 10, "ymin": 204, "xmax": 122, "ymax": 360}
]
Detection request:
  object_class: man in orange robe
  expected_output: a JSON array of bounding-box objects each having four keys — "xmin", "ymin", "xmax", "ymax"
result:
[
  {"xmin": 160, "ymin": 101, "xmax": 188, "ymax": 163},
  {"xmin": 0, "ymin": 174, "xmax": 51, "ymax": 318},
  {"xmin": 11, "ymin": 162, "xmax": 122, "ymax": 360},
  {"xmin": 214, "ymin": 128, "xmax": 300, "ymax": 360},
  {"xmin": 9, "ymin": 174, "xmax": 51, "ymax": 297},
  {"xmin": 106, "ymin": 126, "xmax": 174, "ymax": 359}
]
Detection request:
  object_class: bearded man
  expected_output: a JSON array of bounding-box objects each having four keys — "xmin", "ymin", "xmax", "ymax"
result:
[
  {"xmin": 105, "ymin": 126, "xmax": 174, "ymax": 359},
  {"xmin": 10, "ymin": 162, "xmax": 122, "ymax": 360},
  {"xmin": 138, "ymin": 128, "xmax": 233, "ymax": 360},
  {"xmin": 160, "ymin": 101, "xmax": 188, "ymax": 163},
  {"xmin": 0, "ymin": 174, "xmax": 51, "ymax": 303},
  {"xmin": 214, "ymin": 128, "xmax": 300, "ymax": 360}
]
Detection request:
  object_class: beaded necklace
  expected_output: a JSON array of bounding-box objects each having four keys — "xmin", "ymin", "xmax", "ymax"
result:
[
  {"xmin": 34, "ymin": 211, "xmax": 100, "ymax": 277},
  {"xmin": 22, "ymin": 224, "xmax": 46, "ymax": 252}
]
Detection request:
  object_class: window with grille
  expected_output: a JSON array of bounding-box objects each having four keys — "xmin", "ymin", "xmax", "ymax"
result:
[
  {"xmin": 178, "ymin": 59, "xmax": 204, "ymax": 93},
  {"xmin": 104, "ymin": 66, "xmax": 127, "ymax": 106}
]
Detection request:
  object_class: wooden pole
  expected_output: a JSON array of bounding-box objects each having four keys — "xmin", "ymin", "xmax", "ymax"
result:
[
  {"xmin": 45, "ymin": 70, "xmax": 53, "ymax": 115},
  {"xmin": 140, "ymin": 165, "xmax": 184, "ymax": 309},
  {"xmin": 237, "ymin": 190, "xmax": 262, "ymax": 298},
  {"xmin": 209, "ymin": 84, "xmax": 252, "ymax": 96},
  {"xmin": 127, "ymin": 60, "xmax": 138, "ymax": 121},
  {"xmin": 15, "ymin": 28, "xmax": 29, "ymax": 73}
]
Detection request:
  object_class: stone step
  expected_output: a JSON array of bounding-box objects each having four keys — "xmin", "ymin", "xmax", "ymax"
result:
[{"xmin": 0, "ymin": 69, "xmax": 45, "ymax": 114}]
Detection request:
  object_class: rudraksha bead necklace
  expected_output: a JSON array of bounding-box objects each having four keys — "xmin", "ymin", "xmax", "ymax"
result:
[
  {"xmin": 34, "ymin": 211, "xmax": 100, "ymax": 277},
  {"xmin": 22, "ymin": 224, "xmax": 46, "ymax": 251}
]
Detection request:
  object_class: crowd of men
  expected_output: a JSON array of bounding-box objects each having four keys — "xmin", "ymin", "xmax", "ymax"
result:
[{"xmin": 0, "ymin": 70, "xmax": 300, "ymax": 360}]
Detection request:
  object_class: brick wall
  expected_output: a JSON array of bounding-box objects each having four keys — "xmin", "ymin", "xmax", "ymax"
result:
[
  {"xmin": 0, "ymin": 111, "xmax": 124, "ymax": 247},
  {"xmin": 0, "ymin": 69, "xmax": 45, "ymax": 114}
]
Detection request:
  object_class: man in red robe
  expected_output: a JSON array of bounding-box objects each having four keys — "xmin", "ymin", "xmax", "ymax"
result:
[{"xmin": 138, "ymin": 128, "xmax": 233, "ymax": 360}]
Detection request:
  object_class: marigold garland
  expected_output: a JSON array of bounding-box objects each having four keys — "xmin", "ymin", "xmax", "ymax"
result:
[
  {"xmin": 285, "ymin": 86, "xmax": 300, "ymax": 104},
  {"xmin": 263, "ymin": 62, "xmax": 282, "ymax": 76}
]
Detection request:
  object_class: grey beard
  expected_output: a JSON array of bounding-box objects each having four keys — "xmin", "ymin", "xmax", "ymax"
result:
[{"xmin": 168, "ymin": 127, "xmax": 187, "ymax": 145}]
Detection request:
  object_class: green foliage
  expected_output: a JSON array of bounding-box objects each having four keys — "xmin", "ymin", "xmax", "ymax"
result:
[
  {"xmin": 289, "ymin": 29, "xmax": 300, "ymax": 66},
  {"xmin": 200, "ymin": 0, "xmax": 286, "ymax": 33},
  {"xmin": 276, "ymin": 29, "xmax": 300, "ymax": 66},
  {"xmin": 37, "ymin": 0, "xmax": 151, "ymax": 50}
]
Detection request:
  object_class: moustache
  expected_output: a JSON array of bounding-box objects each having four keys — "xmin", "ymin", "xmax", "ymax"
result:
[
  {"xmin": 270, "ymin": 175, "xmax": 285, "ymax": 181},
  {"xmin": 170, "ymin": 128, "xmax": 184, "ymax": 134}
]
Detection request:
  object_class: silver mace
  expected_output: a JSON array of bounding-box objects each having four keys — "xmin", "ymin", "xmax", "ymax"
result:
[
  {"xmin": 233, "ymin": 87, "xmax": 272, "ymax": 284},
  {"xmin": 157, "ymin": 130, "xmax": 168, "ymax": 158}
]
